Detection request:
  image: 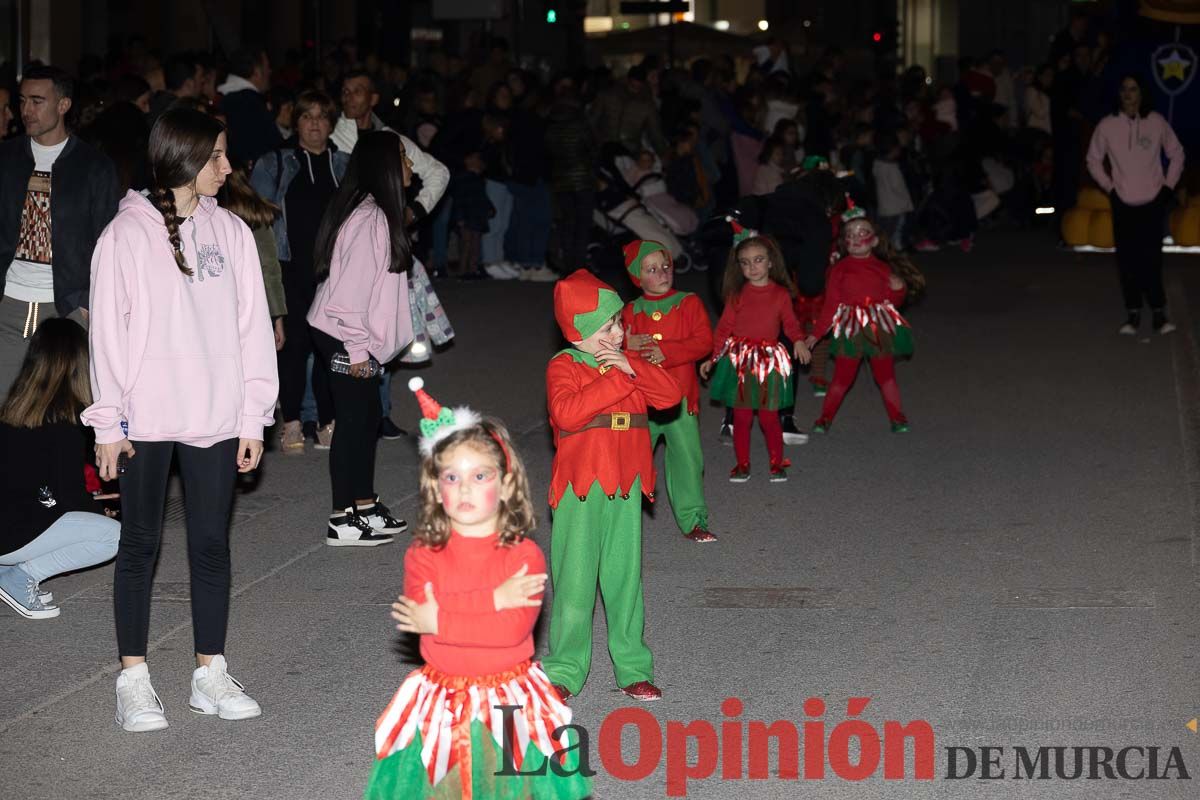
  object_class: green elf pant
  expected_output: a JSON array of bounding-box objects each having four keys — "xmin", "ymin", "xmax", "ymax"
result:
[
  {"xmin": 542, "ymin": 478, "xmax": 652, "ymax": 696},
  {"xmin": 650, "ymin": 401, "xmax": 708, "ymax": 534}
]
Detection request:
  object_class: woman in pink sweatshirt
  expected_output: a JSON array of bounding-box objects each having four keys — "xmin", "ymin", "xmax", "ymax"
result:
[
  {"xmin": 82, "ymin": 108, "xmax": 279, "ymax": 732},
  {"xmin": 1086, "ymin": 74, "xmax": 1184, "ymax": 336},
  {"xmin": 307, "ymin": 130, "xmax": 413, "ymax": 546}
]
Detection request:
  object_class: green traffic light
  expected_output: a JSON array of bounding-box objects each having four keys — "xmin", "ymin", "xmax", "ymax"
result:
[{"xmin": 546, "ymin": 9, "xmax": 557, "ymax": 22}]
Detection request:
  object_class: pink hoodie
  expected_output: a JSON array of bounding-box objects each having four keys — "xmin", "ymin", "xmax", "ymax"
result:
[
  {"xmin": 1086, "ymin": 111, "xmax": 1184, "ymax": 206},
  {"xmin": 306, "ymin": 197, "xmax": 411, "ymax": 365},
  {"xmin": 82, "ymin": 191, "xmax": 279, "ymax": 447}
]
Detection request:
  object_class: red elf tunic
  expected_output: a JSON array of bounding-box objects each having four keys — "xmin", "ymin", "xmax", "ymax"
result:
[
  {"xmin": 546, "ymin": 349, "xmax": 683, "ymax": 507},
  {"xmin": 620, "ymin": 290, "xmax": 713, "ymax": 414}
]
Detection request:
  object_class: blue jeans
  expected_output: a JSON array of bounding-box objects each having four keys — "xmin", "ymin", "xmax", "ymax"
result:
[
  {"xmin": 505, "ymin": 181, "xmax": 552, "ymax": 268},
  {"xmin": 482, "ymin": 180, "xmax": 513, "ymax": 264},
  {"xmin": 0, "ymin": 511, "xmax": 120, "ymax": 583},
  {"xmin": 301, "ymin": 353, "xmax": 318, "ymax": 424}
]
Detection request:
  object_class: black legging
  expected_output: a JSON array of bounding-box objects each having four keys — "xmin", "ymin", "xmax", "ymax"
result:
[
  {"xmin": 1110, "ymin": 193, "xmax": 1167, "ymax": 312},
  {"xmin": 277, "ymin": 265, "xmax": 333, "ymax": 424},
  {"xmin": 312, "ymin": 328, "xmax": 381, "ymax": 510},
  {"xmin": 114, "ymin": 438, "xmax": 238, "ymax": 657}
]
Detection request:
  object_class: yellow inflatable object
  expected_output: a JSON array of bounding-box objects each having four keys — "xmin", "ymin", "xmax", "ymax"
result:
[
  {"xmin": 1061, "ymin": 207, "xmax": 1094, "ymax": 246},
  {"xmin": 1076, "ymin": 186, "xmax": 1112, "ymax": 211},
  {"xmin": 1088, "ymin": 210, "xmax": 1115, "ymax": 249},
  {"xmin": 1171, "ymin": 206, "xmax": 1200, "ymax": 246}
]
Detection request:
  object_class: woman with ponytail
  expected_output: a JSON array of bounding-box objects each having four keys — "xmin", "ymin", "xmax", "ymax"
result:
[{"xmin": 82, "ymin": 108, "xmax": 278, "ymax": 733}]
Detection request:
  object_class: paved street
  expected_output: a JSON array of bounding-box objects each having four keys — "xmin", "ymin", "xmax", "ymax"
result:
[{"xmin": 3, "ymin": 228, "xmax": 1199, "ymax": 799}]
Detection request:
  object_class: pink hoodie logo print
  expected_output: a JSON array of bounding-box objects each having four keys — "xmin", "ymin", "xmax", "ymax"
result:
[{"xmin": 191, "ymin": 243, "xmax": 226, "ymax": 283}]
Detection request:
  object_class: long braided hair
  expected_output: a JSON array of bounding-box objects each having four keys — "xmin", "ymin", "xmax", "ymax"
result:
[{"xmin": 147, "ymin": 108, "xmax": 225, "ymax": 276}]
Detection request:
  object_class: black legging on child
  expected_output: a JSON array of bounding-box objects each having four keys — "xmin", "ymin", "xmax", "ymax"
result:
[
  {"xmin": 312, "ymin": 328, "xmax": 382, "ymax": 510},
  {"xmin": 114, "ymin": 438, "xmax": 239, "ymax": 657},
  {"xmin": 1110, "ymin": 193, "xmax": 1167, "ymax": 312}
]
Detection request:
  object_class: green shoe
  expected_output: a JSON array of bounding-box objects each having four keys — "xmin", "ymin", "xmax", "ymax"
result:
[
  {"xmin": 811, "ymin": 382, "xmax": 828, "ymax": 397},
  {"xmin": 811, "ymin": 419, "xmax": 830, "ymax": 434},
  {"xmin": 891, "ymin": 420, "xmax": 910, "ymax": 433}
]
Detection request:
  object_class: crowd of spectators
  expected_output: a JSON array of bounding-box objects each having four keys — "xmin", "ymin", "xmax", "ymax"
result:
[{"xmin": 0, "ymin": 7, "xmax": 1165, "ymax": 280}]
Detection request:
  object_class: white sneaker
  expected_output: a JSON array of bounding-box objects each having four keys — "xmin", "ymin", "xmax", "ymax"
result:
[
  {"xmin": 484, "ymin": 262, "xmax": 518, "ymax": 280},
  {"xmin": 355, "ymin": 496, "xmax": 408, "ymax": 535},
  {"xmin": 327, "ymin": 509, "xmax": 394, "ymax": 546},
  {"xmin": 115, "ymin": 663, "xmax": 169, "ymax": 732},
  {"xmin": 522, "ymin": 265, "xmax": 559, "ymax": 283},
  {"xmin": 1158, "ymin": 321, "xmax": 1177, "ymax": 335},
  {"xmin": 1118, "ymin": 322, "xmax": 1137, "ymax": 336},
  {"xmin": 189, "ymin": 655, "xmax": 262, "ymax": 720}
]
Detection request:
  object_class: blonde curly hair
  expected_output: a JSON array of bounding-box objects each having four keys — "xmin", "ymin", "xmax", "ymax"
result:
[{"xmin": 414, "ymin": 418, "xmax": 535, "ymax": 549}]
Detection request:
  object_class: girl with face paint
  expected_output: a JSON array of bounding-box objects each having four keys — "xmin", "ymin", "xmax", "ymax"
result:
[
  {"xmin": 804, "ymin": 202, "xmax": 925, "ymax": 433},
  {"xmin": 372, "ymin": 380, "xmax": 592, "ymax": 800}
]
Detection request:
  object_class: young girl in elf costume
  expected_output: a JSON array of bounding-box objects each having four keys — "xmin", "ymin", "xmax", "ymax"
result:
[
  {"xmin": 701, "ymin": 223, "xmax": 811, "ymax": 483},
  {"xmin": 620, "ymin": 240, "xmax": 716, "ymax": 543},
  {"xmin": 804, "ymin": 202, "xmax": 924, "ymax": 433},
  {"xmin": 366, "ymin": 379, "xmax": 590, "ymax": 800},
  {"xmin": 542, "ymin": 269, "xmax": 683, "ymax": 703}
]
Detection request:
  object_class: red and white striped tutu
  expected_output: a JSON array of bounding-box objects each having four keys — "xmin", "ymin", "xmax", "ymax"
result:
[{"xmin": 371, "ymin": 660, "xmax": 576, "ymax": 799}]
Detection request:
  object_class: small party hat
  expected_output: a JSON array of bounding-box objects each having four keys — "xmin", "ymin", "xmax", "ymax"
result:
[
  {"xmin": 725, "ymin": 216, "xmax": 757, "ymax": 246},
  {"xmin": 841, "ymin": 194, "xmax": 867, "ymax": 223},
  {"xmin": 409, "ymin": 377, "xmax": 481, "ymax": 456}
]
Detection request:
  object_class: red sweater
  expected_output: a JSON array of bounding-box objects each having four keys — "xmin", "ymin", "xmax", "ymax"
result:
[
  {"xmin": 621, "ymin": 290, "xmax": 713, "ymax": 414},
  {"xmin": 546, "ymin": 348, "xmax": 683, "ymax": 507},
  {"xmin": 711, "ymin": 282, "xmax": 804, "ymax": 358},
  {"xmin": 403, "ymin": 533, "xmax": 546, "ymax": 677},
  {"xmin": 814, "ymin": 254, "xmax": 907, "ymax": 339}
]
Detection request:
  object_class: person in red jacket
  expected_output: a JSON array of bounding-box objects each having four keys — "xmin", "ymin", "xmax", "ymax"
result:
[
  {"xmin": 621, "ymin": 240, "xmax": 716, "ymax": 542},
  {"xmin": 701, "ymin": 223, "xmax": 811, "ymax": 482},
  {"xmin": 805, "ymin": 204, "xmax": 925, "ymax": 432},
  {"xmin": 541, "ymin": 269, "xmax": 683, "ymax": 702},
  {"xmin": 375, "ymin": 381, "xmax": 590, "ymax": 800}
]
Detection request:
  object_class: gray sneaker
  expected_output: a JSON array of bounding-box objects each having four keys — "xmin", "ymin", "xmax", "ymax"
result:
[{"xmin": 0, "ymin": 565, "xmax": 60, "ymax": 619}]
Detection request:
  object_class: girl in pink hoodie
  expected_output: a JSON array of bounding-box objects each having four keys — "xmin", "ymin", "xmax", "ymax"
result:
[
  {"xmin": 1086, "ymin": 74, "xmax": 1184, "ymax": 336},
  {"xmin": 307, "ymin": 130, "xmax": 413, "ymax": 546},
  {"xmin": 82, "ymin": 109, "xmax": 278, "ymax": 733}
]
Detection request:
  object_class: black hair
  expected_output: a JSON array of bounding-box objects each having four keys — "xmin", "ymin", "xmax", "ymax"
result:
[
  {"xmin": 627, "ymin": 65, "xmax": 647, "ymax": 84},
  {"xmin": 758, "ymin": 135, "xmax": 785, "ymax": 164},
  {"xmin": 113, "ymin": 74, "xmax": 150, "ymax": 104},
  {"xmin": 22, "ymin": 64, "xmax": 74, "ymax": 102},
  {"xmin": 229, "ymin": 47, "xmax": 266, "ymax": 80},
  {"xmin": 268, "ymin": 85, "xmax": 295, "ymax": 110},
  {"xmin": 313, "ymin": 130, "xmax": 412, "ymax": 281},
  {"xmin": 163, "ymin": 55, "xmax": 197, "ymax": 91},
  {"xmin": 342, "ymin": 67, "xmax": 376, "ymax": 93},
  {"xmin": 1114, "ymin": 73, "xmax": 1154, "ymax": 118}
]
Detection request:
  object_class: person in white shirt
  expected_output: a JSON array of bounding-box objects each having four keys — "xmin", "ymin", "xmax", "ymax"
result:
[{"xmin": 0, "ymin": 65, "xmax": 119, "ymax": 393}]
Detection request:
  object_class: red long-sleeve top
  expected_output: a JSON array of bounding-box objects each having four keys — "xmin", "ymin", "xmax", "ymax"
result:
[
  {"xmin": 814, "ymin": 254, "xmax": 907, "ymax": 339},
  {"xmin": 403, "ymin": 533, "xmax": 546, "ymax": 676},
  {"xmin": 621, "ymin": 290, "xmax": 713, "ymax": 414},
  {"xmin": 546, "ymin": 348, "xmax": 683, "ymax": 508},
  {"xmin": 711, "ymin": 282, "xmax": 804, "ymax": 358}
]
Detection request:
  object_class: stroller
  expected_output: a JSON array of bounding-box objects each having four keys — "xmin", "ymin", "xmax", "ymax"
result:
[{"xmin": 592, "ymin": 143, "xmax": 697, "ymax": 274}]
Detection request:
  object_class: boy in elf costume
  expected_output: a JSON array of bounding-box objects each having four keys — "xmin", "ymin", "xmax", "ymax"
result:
[
  {"xmin": 620, "ymin": 240, "xmax": 716, "ymax": 543},
  {"xmin": 542, "ymin": 269, "xmax": 683, "ymax": 702}
]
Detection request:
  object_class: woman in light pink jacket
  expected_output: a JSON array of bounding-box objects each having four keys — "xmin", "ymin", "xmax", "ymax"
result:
[
  {"xmin": 1086, "ymin": 74, "xmax": 1184, "ymax": 336},
  {"xmin": 307, "ymin": 131, "xmax": 413, "ymax": 547},
  {"xmin": 83, "ymin": 109, "xmax": 278, "ymax": 732}
]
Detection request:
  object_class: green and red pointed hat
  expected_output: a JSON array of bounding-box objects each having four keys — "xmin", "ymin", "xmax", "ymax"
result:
[
  {"xmin": 409, "ymin": 377, "xmax": 481, "ymax": 456},
  {"xmin": 622, "ymin": 239, "xmax": 671, "ymax": 288},
  {"xmin": 726, "ymin": 216, "xmax": 757, "ymax": 246},
  {"xmin": 553, "ymin": 269, "xmax": 625, "ymax": 342}
]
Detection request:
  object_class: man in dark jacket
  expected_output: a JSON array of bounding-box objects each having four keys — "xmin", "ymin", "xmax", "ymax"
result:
[
  {"xmin": 217, "ymin": 47, "xmax": 281, "ymax": 167},
  {"xmin": 0, "ymin": 65, "xmax": 120, "ymax": 391}
]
